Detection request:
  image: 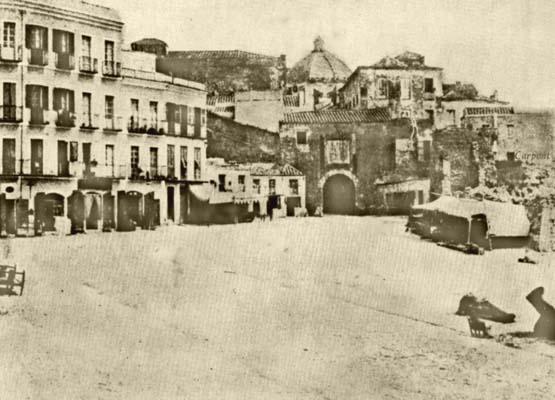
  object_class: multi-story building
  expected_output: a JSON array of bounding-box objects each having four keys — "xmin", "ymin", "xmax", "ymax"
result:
[
  {"xmin": 338, "ymin": 51, "xmax": 443, "ymax": 124},
  {"xmin": 0, "ymin": 0, "xmax": 207, "ymax": 235}
]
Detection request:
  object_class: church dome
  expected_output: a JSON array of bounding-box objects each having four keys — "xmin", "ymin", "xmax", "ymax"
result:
[{"xmin": 288, "ymin": 37, "xmax": 352, "ymax": 83}]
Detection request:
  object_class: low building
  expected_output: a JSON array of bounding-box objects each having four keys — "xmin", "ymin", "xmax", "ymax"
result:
[
  {"xmin": 130, "ymin": 38, "xmax": 168, "ymax": 57},
  {"xmin": 203, "ymin": 158, "xmax": 305, "ymax": 220},
  {"xmin": 279, "ymin": 109, "xmax": 431, "ymax": 215}
]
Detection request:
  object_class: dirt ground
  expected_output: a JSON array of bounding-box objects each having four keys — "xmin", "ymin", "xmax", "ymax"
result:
[{"xmin": 0, "ymin": 216, "xmax": 554, "ymax": 399}]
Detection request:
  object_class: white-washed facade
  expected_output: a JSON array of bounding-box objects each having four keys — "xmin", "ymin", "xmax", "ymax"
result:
[{"xmin": 0, "ymin": 0, "xmax": 207, "ymax": 234}]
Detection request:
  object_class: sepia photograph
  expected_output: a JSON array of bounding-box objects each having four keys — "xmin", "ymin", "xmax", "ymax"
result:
[{"xmin": 0, "ymin": 0, "xmax": 554, "ymax": 398}]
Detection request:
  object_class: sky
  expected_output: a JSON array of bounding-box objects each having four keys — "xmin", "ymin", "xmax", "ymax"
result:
[{"xmin": 95, "ymin": 0, "xmax": 555, "ymax": 109}]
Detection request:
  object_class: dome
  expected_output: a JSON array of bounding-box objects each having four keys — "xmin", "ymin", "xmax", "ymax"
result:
[{"xmin": 288, "ymin": 37, "xmax": 352, "ymax": 83}]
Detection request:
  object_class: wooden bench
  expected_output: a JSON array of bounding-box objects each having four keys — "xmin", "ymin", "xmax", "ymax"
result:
[{"xmin": 0, "ymin": 264, "xmax": 25, "ymax": 296}]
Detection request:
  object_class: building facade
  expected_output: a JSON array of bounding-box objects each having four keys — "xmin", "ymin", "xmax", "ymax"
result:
[
  {"xmin": 206, "ymin": 158, "xmax": 305, "ymax": 219},
  {"xmin": 0, "ymin": 0, "xmax": 207, "ymax": 235},
  {"xmin": 279, "ymin": 109, "xmax": 431, "ymax": 215},
  {"xmin": 338, "ymin": 51, "xmax": 443, "ymax": 124}
]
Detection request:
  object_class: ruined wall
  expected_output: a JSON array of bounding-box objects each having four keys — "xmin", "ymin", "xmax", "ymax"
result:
[
  {"xmin": 430, "ymin": 127, "xmax": 496, "ymax": 196},
  {"xmin": 207, "ymin": 112, "xmax": 280, "ymax": 163}
]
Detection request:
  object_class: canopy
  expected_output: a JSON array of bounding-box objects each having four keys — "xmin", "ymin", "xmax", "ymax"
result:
[
  {"xmin": 413, "ymin": 196, "xmax": 530, "ymax": 237},
  {"xmin": 189, "ymin": 184, "xmax": 213, "ymax": 203}
]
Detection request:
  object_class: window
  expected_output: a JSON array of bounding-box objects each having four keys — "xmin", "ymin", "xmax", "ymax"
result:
[
  {"xmin": 289, "ymin": 179, "xmax": 299, "ymax": 195},
  {"xmin": 149, "ymin": 101, "xmax": 158, "ymax": 129},
  {"xmin": 424, "ymin": 78, "xmax": 434, "ymax": 94},
  {"xmin": 70, "ymin": 141, "xmax": 78, "ymax": 162},
  {"xmin": 167, "ymin": 145, "xmax": 175, "ymax": 178},
  {"xmin": 3, "ymin": 22, "xmax": 15, "ymax": 49},
  {"xmin": 238, "ymin": 175, "xmax": 245, "ymax": 192},
  {"xmin": 2, "ymin": 138, "xmax": 16, "ymax": 175},
  {"xmin": 150, "ymin": 147, "xmax": 158, "ymax": 177},
  {"xmin": 57, "ymin": 140, "xmax": 69, "ymax": 176},
  {"xmin": 507, "ymin": 124, "xmax": 515, "ymax": 139},
  {"xmin": 82, "ymin": 93, "xmax": 92, "ymax": 126},
  {"xmin": 105, "ymin": 96, "xmax": 114, "ymax": 129},
  {"xmin": 360, "ymin": 86, "xmax": 368, "ymax": 97},
  {"xmin": 105, "ymin": 145, "xmax": 114, "ymax": 176},
  {"xmin": 104, "ymin": 40, "xmax": 114, "ymax": 62},
  {"xmin": 81, "ymin": 36, "xmax": 91, "ymax": 58},
  {"xmin": 30, "ymin": 139, "xmax": 43, "ymax": 175},
  {"xmin": 507, "ymin": 152, "xmax": 516, "ymax": 162},
  {"xmin": 377, "ymin": 78, "xmax": 388, "ymax": 99},
  {"xmin": 447, "ymin": 109, "xmax": 456, "ymax": 125},
  {"xmin": 418, "ymin": 190, "xmax": 424, "ymax": 205},
  {"xmin": 218, "ymin": 174, "xmax": 226, "ymax": 192},
  {"xmin": 130, "ymin": 146, "xmax": 139, "ymax": 177},
  {"xmin": 253, "ymin": 179, "xmax": 261, "ymax": 194},
  {"xmin": 194, "ymin": 107, "xmax": 201, "ymax": 137},
  {"xmin": 401, "ymin": 78, "xmax": 411, "ymax": 100},
  {"xmin": 25, "ymin": 25, "xmax": 47, "ymax": 50},
  {"xmin": 130, "ymin": 99, "xmax": 139, "ymax": 130},
  {"xmin": 423, "ymin": 140, "xmax": 431, "ymax": 162},
  {"xmin": 325, "ymin": 140, "xmax": 351, "ymax": 165},
  {"xmin": 194, "ymin": 147, "xmax": 201, "ymax": 180},
  {"xmin": 180, "ymin": 146, "xmax": 188, "ymax": 179},
  {"xmin": 53, "ymin": 88, "xmax": 74, "ymax": 112},
  {"xmin": 53, "ymin": 30, "xmax": 73, "ymax": 54},
  {"xmin": 296, "ymin": 131, "xmax": 307, "ymax": 145},
  {"xmin": 269, "ymin": 179, "xmax": 276, "ymax": 195},
  {"xmin": 3, "ymin": 83, "xmax": 16, "ymax": 120}
]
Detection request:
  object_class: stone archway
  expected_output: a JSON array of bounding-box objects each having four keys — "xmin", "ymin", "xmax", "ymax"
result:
[{"xmin": 322, "ymin": 174, "xmax": 356, "ymax": 215}]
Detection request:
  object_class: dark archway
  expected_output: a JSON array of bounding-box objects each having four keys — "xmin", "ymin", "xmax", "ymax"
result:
[
  {"xmin": 323, "ymin": 174, "xmax": 355, "ymax": 215},
  {"xmin": 35, "ymin": 193, "xmax": 64, "ymax": 232}
]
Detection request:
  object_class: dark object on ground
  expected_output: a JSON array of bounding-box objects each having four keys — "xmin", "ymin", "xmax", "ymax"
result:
[
  {"xmin": 526, "ymin": 287, "xmax": 555, "ymax": 340},
  {"xmin": 0, "ymin": 264, "xmax": 25, "ymax": 296},
  {"xmin": 438, "ymin": 242, "xmax": 485, "ymax": 255},
  {"xmin": 518, "ymin": 256, "xmax": 537, "ymax": 264},
  {"xmin": 467, "ymin": 316, "xmax": 491, "ymax": 338},
  {"xmin": 456, "ymin": 293, "xmax": 516, "ymax": 323}
]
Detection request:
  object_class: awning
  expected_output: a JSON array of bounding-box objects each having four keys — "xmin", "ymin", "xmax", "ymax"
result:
[
  {"xmin": 189, "ymin": 183, "xmax": 213, "ymax": 202},
  {"xmin": 413, "ymin": 196, "xmax": 530, "ymax": 237}
]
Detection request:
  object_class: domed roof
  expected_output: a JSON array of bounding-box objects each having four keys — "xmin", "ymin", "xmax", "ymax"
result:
[{"xmin": 288, "ymin": 37, "xmax": 352, "ymax": 83}]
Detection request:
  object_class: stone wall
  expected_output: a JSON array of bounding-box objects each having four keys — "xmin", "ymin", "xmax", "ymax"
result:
[
  {"xmin": 280, "ymin": 119, "xmax": 424, "ymax": 213},
  {"xmin": 207, "ymin": 112, "xmax": 280, "ymax": 163}
]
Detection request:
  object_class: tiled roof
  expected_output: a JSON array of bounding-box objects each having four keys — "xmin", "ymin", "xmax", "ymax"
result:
[
  {"xmin": 288, "ymin": 37, "xmax": 351, "ymax": 83},
  {"xmin": 250, "ymin": 163, "xmax": 304, "ymax": 177},
  {"xmin": 167, "ymin": 50, "xmax": 278, "ymax": 62},
  {"xmin": 465, "ymin": 107, "xmax": 515, "ymax": 116},
  {"xmin": 207, "ymin": 95, "xmax": 235, "ymax": 106},
  {"xmin": 281, "ymin": 108, "xmax": 391, "ymax": 124},
  {"xmin": 132, "ymin": 38, "xmax": 168, "ymax": 47}
]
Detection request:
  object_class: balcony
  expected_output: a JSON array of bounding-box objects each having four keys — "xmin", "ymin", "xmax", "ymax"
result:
[
  {"xmin": 147, "ymin": 121, "xmax": 165, "ymax": 136},
  {"xmin": 28, "ymin": 107, "xmax": 49, "ymax": 126},
  {"xmin": 27, "ymin": 48, "xmax": 49, "ymax": 67},
  {"xmin": 103, "ymin": 116, "xmax": 123, "ymax": 132},
  {"xmin": 80, "ymin": 113, "xmax": 100, "ymax": 131},
  {"xmin": 0, "ymin": 106, "xmax": 23, "ymax": 123},
  {"xmin": 54, "ymin": 53, "xmax": 75, "ymax": 70},
  {"xmin": 79, "ymin": 56, "xmax": 98, "ymax": 74},
  {"xmin": 55, "ymin": 110, "xmax": 76, "ymax": 128},
  {"xmin": 102, "ymin": 60, "xmax": 121, "ymax": 78},
  {"xmin": 0, "ymin": 46, "xmax": 22, "ymax": 63},
  {"xmin": 128, "ymin": 117, "xmax": 147, "ymax": 134}
]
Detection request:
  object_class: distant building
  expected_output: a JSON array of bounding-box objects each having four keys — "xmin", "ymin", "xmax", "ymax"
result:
[
  {"xmin": 279, "ymin": 109, "xmax": 431, "ymax": 215},
  {"xmin": 284, "ymin": 36, "xmax": 352, "ymax": 112},
  {"xmin": 339, "ymin": 51, "xmax": 443, "ymax": 123},
  {"xmin": 130, "ymin": 38, "xmax": 168, "ymax": 57}
]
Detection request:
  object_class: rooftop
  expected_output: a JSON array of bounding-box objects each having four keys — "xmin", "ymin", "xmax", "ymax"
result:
[
  {"xmin": 288, "ymin": 37, "xmax": 352, "ymax": 83},
  {"xmin": 21, "ymin": 0, "xmax": 122, "ymax": 23},
  {"xmin": 369, "ymin": 51, "xmax": 442, "ymax": 71},
  {"xmin": 281, "ymin": 108, "xmax": 391, "ymax": 125},
  {"xmin": 166, "ymin": 50, "xmax": 280, "ymax": 62}
]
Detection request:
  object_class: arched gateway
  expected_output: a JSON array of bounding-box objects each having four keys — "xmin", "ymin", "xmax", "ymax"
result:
[{"xmin": 320, "ymin": 172, "xmax": 357, "ymax": 215}]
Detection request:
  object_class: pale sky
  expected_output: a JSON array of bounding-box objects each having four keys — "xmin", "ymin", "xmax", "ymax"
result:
[{"xmin": 95, "ymin": 0, "xmax": 555, "ymax": 109}]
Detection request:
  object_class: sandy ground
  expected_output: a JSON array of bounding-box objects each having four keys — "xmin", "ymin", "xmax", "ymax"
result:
[{"xmin": 0, "ymin": 216, "xmax": 555, "ymax": 399}]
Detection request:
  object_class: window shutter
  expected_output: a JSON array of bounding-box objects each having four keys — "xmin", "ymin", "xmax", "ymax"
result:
[
  {"xmin": 181, "ymin": 105, "xmax": 188, "ymax": 136},
  {"xmin": 42, "ymin": 87, "xmax": 49, "ymax": 110},
  {"xmin": 69, "ymin": 91, "xmax": 75, "ymax": 112},
  {"xmin": 25, "ymin": 85, "xmax": 32, "ymax": 108}
]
